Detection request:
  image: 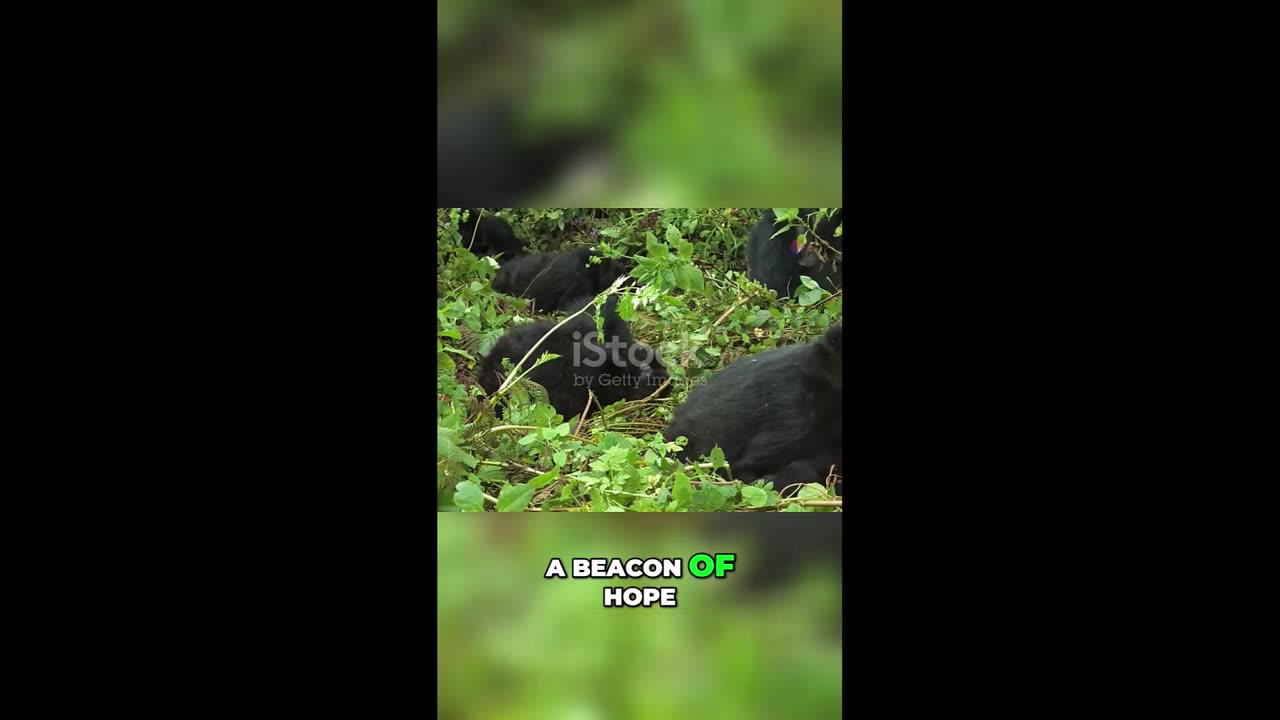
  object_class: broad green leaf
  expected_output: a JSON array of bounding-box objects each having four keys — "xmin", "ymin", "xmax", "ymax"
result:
[
  {"xmin": 530, "ymin": 469, "xmax": 560, "ymax": 488},
  {"xmin": 741, "ymin": 486, "xmax": 768, "ymax": 508},
  {"xmin": 676, "ymin": 263, "xmax": 705, "ymax": 291},
  {"xmin": 673, "ymin": 236, "xmax": 694, "ymax": 261},
  {"xmin": 673, "ymin": 472, "xmax": 691, "ymax": 506},
  {"xmin": 453, "ymin": 481, "xmax": 484, "ymax": 512},
  {"xmin": 710, "ymin": 446, "xmax": 726, "ymax": 469},
  {"xmin": 798, "ymin": 483, "xmax": 829, "ymax": 500},
  {"xmin": 497, "ymin": 483, "xmax": 536, "ymax": 512},
  {"xmin": 689, "ymin": 486, "xmax": 728, "ymax": 511}
]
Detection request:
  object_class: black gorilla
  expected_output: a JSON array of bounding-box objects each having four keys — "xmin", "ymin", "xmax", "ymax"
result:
[
  {"xmin": 492, "ymin": 246, "xmax": 629, "ymax": 312},
  {"xmin": 477, "ymin": 295, "xmax": 669, "ymax": 419},
  {"xmin": 456, "ymin": 209, "xmax": 526, "ymax": 263},
  {"xmin": 437, "ymin": 101, "xmax": 602, "ymax": 207},
  {"xmin": 664, "ymin": 323, "xmax": 843, "ymax": 495},
  {"xmin": 747, "ymin": 209, "xmax": 843, "ymax": 297}
]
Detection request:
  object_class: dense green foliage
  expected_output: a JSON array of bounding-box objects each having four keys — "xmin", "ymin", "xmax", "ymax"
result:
[
  {"xmin": 438, "ymin": 0, "xmax": 842, "ymax": 205},
  {"xmin": 437, "ymin": 208, "xmax": 842, "ymax": 512}
]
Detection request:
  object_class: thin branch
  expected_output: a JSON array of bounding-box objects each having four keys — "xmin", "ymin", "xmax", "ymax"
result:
[{"xmin": 495, "ymin": 277, "xmax": 628, "ymax": 396}]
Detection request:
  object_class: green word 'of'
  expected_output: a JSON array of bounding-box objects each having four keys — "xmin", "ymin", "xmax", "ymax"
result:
[{"xmin": 688, "ymin": 553, "xmax": 736, "ymax": 578}]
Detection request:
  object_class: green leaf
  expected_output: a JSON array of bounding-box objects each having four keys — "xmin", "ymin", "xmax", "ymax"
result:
[
  {"xmin": 673, "ymin": 472, "xmax": 691, "ymax": 506},
  {"xmin": 710, "ymin": 446, "xmax": 726, "ymax": 469},
  {"xmin": 530, "ymin": 469, "xmax": 560, "ymax": 488},
  {"xmin": 453, "ymin": 481, "xmax": 484, "ymax": 512},
  {"xmin": 797, "ymin": 281, "xmax": 825, "ymax": 306},
  {"xmin": 689, "ymin": 486, "xmax": 727, "ymax": 511},
  {"xmin": 475, "ymin": 464, "xmax": 505, "ymax": 483},
  {"xmin": 497, "ymin": 483, "xmax": 536, "ymax": 512},
  {"xmin": 741, "ymin": 486, "xmax": 768, "ymax": 508},
  {"xmin": 437, "ymin": 427, "xmax": 457, "ymax": 458},
  {"xmin": 553, "ymin": 451, "xmax": 568, "ymax": 467},
  {"xmin": 646, "ymin": 234, "xmax": 669, "ymax": 258},
  {"xmin": 798, "ymin": 483, "xmax": 829, "ymax": 500},
  {"xmin": 673, "ymin": 264, "xmax": 696, "ymax": 290},
  {"xmin": 675, "ymin": 263, "xmax": 704, "ymax": 291},
  {"xmin": 665, "ymin": 224, "xmax": 682, "ymax": 244},
  {"xmin": 674, "ymin": 236, "xmax": 694, "ymax": 261}
]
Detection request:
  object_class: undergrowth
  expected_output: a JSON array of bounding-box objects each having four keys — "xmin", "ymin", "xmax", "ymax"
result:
[{"xmin": 437, "ymin": 208, "xmax": 842, "ymax": 511}]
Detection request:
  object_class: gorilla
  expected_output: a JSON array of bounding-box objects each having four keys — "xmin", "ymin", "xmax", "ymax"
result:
[
  {"xmin": 492, "ymin": 246, "xmax": 629, "ymax": 312},
  {"xmin": 664, "ymin": 323, "xmax": 843, "ymax": 495},
  {"xmin": 477, "ymin": 294, "xmax": 669, "ymax": 420},
  {"xmin": 437, "ymin": 100, "xmax": 603, "ymax": 207},
  {"xmin": 747, "ymin": 209, "xmax": 843, "ymax": 297},
  {"xmin": 455, "ymin": 209, "xmax": 526, "ymax": 263}
]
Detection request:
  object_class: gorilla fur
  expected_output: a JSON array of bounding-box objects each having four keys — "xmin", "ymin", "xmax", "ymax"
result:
[
  {"xmin": 478, "ymin": 294, "xmax": 669, "ymax": 420},
  {"xmin": 492, "ymin": 246, "xmax": 629, "ymax": 312},
  {"xmin": 664, "ymin": 323, "xmax": 843, "ymax": 494},
  {"xmin": 747, "ymin": 209, "xmax": 843, "ymax": 297},
  {"xmin": 456, "ymin": 209, "xmax": 526, "ymax": 263}
]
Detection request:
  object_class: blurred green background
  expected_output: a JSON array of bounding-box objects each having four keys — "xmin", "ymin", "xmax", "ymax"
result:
[
  {"xmin": 438, "ymin": 515, "xmax": 842, "ymax": 719},
  {"xmin": 438, "ymin": 0, "xmax": 842, "ymax": 207}
]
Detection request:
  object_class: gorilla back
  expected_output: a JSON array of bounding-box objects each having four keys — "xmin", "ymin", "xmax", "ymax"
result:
[
  {"xmin": 478, "ymin": 296, "xmax": 669, "ymax": 420},
  {"xmin": 492, "ymin": 246, "xmax": 628, "ymax": 312},
  {"xmin": 664, "ymin": 323, "xmax": 842, "ymax": 493},
  {"xmin": 456, "ymin": 210, "xmax": 525, "ymax": 262},
  {"xmin": 747, "ymin": 209, "xmax": 843, "ymax": 297}
]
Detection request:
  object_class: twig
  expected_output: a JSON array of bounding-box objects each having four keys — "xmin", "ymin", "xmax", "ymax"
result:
[
  {"xmin": 476, "ymin": 425, "xmax": 589, "ymax": 443},
  {"xmin": 712, "ymin": 291, "xmax": 756, "ymax": 326},
  {"xmin": 785, "ymin": 499, "xmax": 842, "ymax": 508},
  {"xmin": 478, "ymin": 460, "xmax": 542, "ymax": 475},
  {"xmin": 574, "ymin": 390, "xmax": 594, "ymax": 435},
  {"xmin": 480, "ymin": 425, "xmax": 541, "ymax": 435},
  {"xmin": 812, "ymin": 289, "xmax": 842, "ymax": 309},
  {"xmin": 495, "ymin": 277, "xmax": 628, "ymax": 396}
]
